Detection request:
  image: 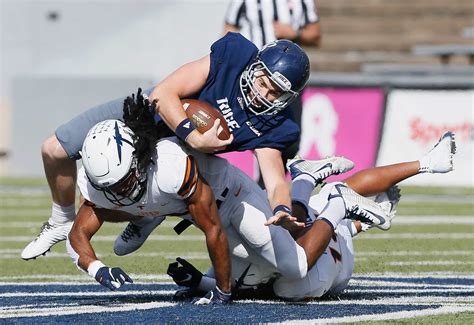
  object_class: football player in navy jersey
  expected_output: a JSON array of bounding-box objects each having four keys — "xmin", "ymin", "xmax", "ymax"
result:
[{"xmin": 22, "ymin": 33, "xmax": 321, "ymax": 261}]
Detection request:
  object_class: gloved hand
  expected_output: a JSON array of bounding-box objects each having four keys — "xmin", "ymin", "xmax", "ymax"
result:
[
  {"xmin": 192, "ymin": 286, "xmax": 232, "ymax": 305},
  {"xmin": 167, "ymin": 257, "xmax": 203, "ymax": 288},
  {"xmin": 88, "ymin": 260, "xmax": 133, "ymax": 290}
]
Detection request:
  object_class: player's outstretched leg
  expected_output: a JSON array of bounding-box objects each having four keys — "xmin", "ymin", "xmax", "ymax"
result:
[
  {"xmin": 114, "ymin": 216, "xmax": 166, "ymax": 256},
  {"xmin": 345, "ymin": 131, "xmax": 456, "ymax": 196},
  {"xmin": 21, "ymin": 135, "xmax": 76, "ymax": 260}
]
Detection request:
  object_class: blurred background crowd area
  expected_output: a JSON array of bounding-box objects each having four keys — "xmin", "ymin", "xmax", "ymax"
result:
[{"xmin": 0, "ymin": 0, "xmax": 472, "ymax": 186}]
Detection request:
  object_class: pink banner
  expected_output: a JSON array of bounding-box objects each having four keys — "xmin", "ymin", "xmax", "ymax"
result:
[
  {"xmin": 219, "ymin": 88, "xmax": 385, "ymax": 181},
  {"xmin": 218, "ymin": 150, "xmax": 256, "ymax": 179},
  {"xmin": 300, "ymin": 88, "xmax": 384, "ymax": 180}
]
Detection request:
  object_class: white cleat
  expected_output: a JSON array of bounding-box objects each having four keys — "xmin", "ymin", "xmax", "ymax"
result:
[
  {"xmin": 286, "ymin": 156, "xmax": 354, "ymax": 183},
  {"xmin": 21, "ymin": 221, "xmax": 73, "ymax": 260},
  {"xmin": 419, "ymin": 131, "xmax": 456, "ymax": 174},
  {"xmin": 360, "ymin": 186, "xmax": 401, "ymax": 232},
  {"xmin": 114, "ymin": 216, "xmax": 165, "ymax": 256},
  {"xmin": 334, "ymin": 183, "xmax": 392, "ymax": 231}
]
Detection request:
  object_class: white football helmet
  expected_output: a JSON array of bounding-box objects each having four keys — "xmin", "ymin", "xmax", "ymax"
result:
[{"xmin": 81, "ymin": 119, "xmax": 147, "ymax": 206}]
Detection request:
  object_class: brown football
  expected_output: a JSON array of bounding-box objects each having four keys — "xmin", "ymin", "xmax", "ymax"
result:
[{"xmin": 181, "ymin": 99, "xmax": 231, "ymax": 140}]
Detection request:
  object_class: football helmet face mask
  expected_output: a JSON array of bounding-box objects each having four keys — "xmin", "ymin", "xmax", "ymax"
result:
[
  {"xmin": 81, "ymin": 119, "xmax": 147, "ymax": 206},
  {"xmin": 240, "ymin": 40, "xmax": 310, "ymax": 115}
]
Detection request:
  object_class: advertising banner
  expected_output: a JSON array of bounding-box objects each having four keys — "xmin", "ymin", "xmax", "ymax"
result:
[
  {"xmin": 220, "ymin": 88, "xmax": 385, "ymax": 181},
  {"xmin": 299, "ymin": 88, "xmax": 385, "ymax": 181},
  {"xmin": 377, "ymin": 90, "xmax": 473, "ymax": 187}
]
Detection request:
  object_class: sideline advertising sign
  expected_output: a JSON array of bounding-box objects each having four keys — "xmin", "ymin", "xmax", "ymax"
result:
[
  {"xmin": 300, "ymin": 88, "xmax": 385, "ymax": 181},
  {"xmin": 220, "ymin": 88, "xmax": 385, "ymax": 180},
  {"xmin": 377, "ymin": 90, "xmax": 473, "ymax": 187}
]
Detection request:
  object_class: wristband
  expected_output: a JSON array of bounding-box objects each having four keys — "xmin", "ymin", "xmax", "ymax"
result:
[
  {"xmin": 273, "ymin": 204, "xmax": 291, "ymax": 215},
  {"xmin": 175, "ymin": 118, "xmax": 196, "ymax": 142},
  {"xmin": 87, "ymin": 260, "xmax": 106, "ymax": 278}
]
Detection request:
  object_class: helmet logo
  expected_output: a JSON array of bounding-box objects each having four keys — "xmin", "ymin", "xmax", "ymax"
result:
[
  {"xmin": 113, "ymin": 121, "xmax": 133, "ymax": 164},
  {"xmin": 272, "ymin": 72, "xmax": 291, "ymax": 91}
]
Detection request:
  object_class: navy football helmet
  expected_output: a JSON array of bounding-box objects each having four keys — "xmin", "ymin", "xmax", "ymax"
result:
[{"xmin": 240, "ymin": 40, "xmax": 310, "ymax": 115}]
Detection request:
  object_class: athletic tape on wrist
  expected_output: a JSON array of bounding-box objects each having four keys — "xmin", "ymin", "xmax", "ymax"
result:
[
  {"xmin": 175, "ymin": 118, "xmax": 196, "ymax": 142},
  {"xmin": 87, "ymin": 260, "xmax": 106, "ymax": 278},
  {"xmin": 273, "ymin": 204, "xmax": 291, "ymax": 215}
]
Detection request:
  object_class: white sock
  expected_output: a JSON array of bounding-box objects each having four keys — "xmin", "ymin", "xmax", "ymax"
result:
[
  {"xmin": 291, "ymin": 176, "xmax": 316, "ymax": 213},
  {"xmin": 317, "ymin": 185, "xmax": 346, "ymax": 230},
  {"xmin": 49, "ymin": 202, "xmax": 75, "ymax": 224},
  {"xmin": 418, "ymin": 155, "xmax": 429, "ymax": 173}
]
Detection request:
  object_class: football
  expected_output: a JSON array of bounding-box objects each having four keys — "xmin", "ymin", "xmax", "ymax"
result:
[{"xmin": 181, "ymin": 99, "xmax": 231, "ymax": 140}]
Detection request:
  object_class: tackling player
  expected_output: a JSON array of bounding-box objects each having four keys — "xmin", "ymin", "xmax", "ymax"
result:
[
  {"xmin": 22, "ymin": 33, "xmax": 334, "ymax": 260},
  {"xmin": 167, "ymin": 131, "xmax": 457, "ymax": 301},
  {"xmin": 67, "ymin": 93, "xmax": 390, "ymax": 304}
]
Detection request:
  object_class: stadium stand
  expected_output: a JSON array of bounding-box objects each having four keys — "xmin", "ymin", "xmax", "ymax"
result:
[{"xmin": 309, "ymin": 0, "xmax": 474, "ymax": 71}]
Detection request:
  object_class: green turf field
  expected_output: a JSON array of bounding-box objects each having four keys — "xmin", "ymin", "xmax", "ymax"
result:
[{"xmin": 1, "ymin": 178, "xmax": 473, "ymax": 323}]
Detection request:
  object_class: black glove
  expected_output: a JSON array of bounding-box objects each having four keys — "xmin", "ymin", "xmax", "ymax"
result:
[
  {"xmin": 192, "ymin": 286, "xmax": 232, "ymax": 305},
  {"xmin": 95, "ymin": 266, "xmax": 133, "ymax": 290},
  {"xmin": 167, "ymin": 257, "xmax": 203, "ymax": 288}
]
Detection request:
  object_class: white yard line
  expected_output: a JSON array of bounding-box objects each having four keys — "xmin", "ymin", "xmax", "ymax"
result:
[
  {"xmin": 0, "ymin": 274, "xmax": 172, "ymax": 281},
  {"xmin": 386, "ymin": 260, "xmax": 474, "ymax": 266},
  {"xmin": 0, "ymin": 301, "xmax": 176, "ymax": 319},
  {"xmin": 277, "ymin": 305, "xmax": 474, "ymax": 324},
  {"xmin": 0, "ymin": 289, "xmax": 174, "ymax": 298},
  {"xmin": 0, "ymin": 251, "xmax": 210, "ymax": 259},
  {"xmin": 355, "ymin": 233, "xmax": 474, "ymax": 240},
  {"xmin": 0, "ymin": 235, "xmax": 206, "ymax": 242}
]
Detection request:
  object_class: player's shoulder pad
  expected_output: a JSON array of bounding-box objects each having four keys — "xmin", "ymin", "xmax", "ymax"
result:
[
  {"xmin": 156, "ymin": 138, "xmax": 199, "ymax": 199},
  {"xmin": 210, "ymin": 32, "xmax": 257, "ymax": 63}
]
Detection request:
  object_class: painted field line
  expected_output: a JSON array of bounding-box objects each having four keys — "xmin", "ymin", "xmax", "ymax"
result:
[
  {"xmin": 240, "ymin": 296, "xmax": 474, "ymax": 306},
  {"xmin": 357, "ymin": 250, "xmax": 473, "ymax": 257},
  {"xmin": 278, "ymin": 305, "xmax": 474, "ymax": 324},
  {"xmin": 350, "ymin": 279, "xmax": 474, "ymax": 289},
  {"xmin": 355, "ymin": 233, "xmax": 474, "ymax": 240},
  {"xmin": 343, "ymin": 288, "xmax": 474, "ymax": 294},
  {"xmin": 386, "ymin": 260, "xmax": 474, "ymax": 266},
  {"xmin": 0, "ymin": 289, "xmax": 174, "ymax": 298},
  {"xmin": 0, "ymin": 220, "xmax": 181, "ymax": 228},
  {"xmin": 395, "ymin": 216, "xmax": 474, "ymax": 224},
  {"xmin": 353, "ymin": 272, "xmax": 474, "ymax": 278},
  {"xmin": 0, "ymin": 281, "xmax": 172, "ymax": 286},
  {"xmin": 0, "ymin": 274, "xmax": 171, "ymax": 281},
  {"xmin": 0, "ymin": 235, "xmax": 205, "ymax": 242},
  {"xmin": 0, "ymin": 251, "xmax": 209, "ymax": 260},
  {"xmin": 0, "ymin": 301, "xmax": 176, "ymax": 319}
]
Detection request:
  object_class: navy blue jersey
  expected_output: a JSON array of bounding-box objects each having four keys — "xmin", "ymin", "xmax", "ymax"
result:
[{"xmin": 195, "ymin": 33, "xmax": 300, "ymax": 153}]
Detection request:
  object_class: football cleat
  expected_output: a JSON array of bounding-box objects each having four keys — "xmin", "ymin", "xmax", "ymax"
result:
[
  {"xmin": 114, "ymin": 217, "xmax": 165, "ymax": 256},
  {"xmin": 21, "ymin": 221, "xmax": 73, "ymax": 260},
  {"xmin": 334, "ymin": 184, "xmax": 392, "ymax": 231},
  {"xmin": 419, "ymin": 131, "xmax": 456, "ymax": 173},
  {"xmin": 359, "ymin": 186, "xmax": 401, "ymax": 232},
  {"xmin": 286, "ymin": 156, "xmax": 354, "ymax": 183}
]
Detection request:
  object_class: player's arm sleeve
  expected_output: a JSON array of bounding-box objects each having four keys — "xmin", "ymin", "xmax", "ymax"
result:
[{"xmin": 225, "ymin": 0, "xmax": 246, "ymax": 27}]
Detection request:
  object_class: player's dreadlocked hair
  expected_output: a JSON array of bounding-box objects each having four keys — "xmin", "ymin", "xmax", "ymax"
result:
[{"xmin": 122, "ymin": 88, "xmax": 173, "ymax": 173}]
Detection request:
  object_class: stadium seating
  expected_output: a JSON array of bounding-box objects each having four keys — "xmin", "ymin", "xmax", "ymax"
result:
[{"xmin": 308, "ymin": 0, "xmax": 474, "ymax": 71}]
